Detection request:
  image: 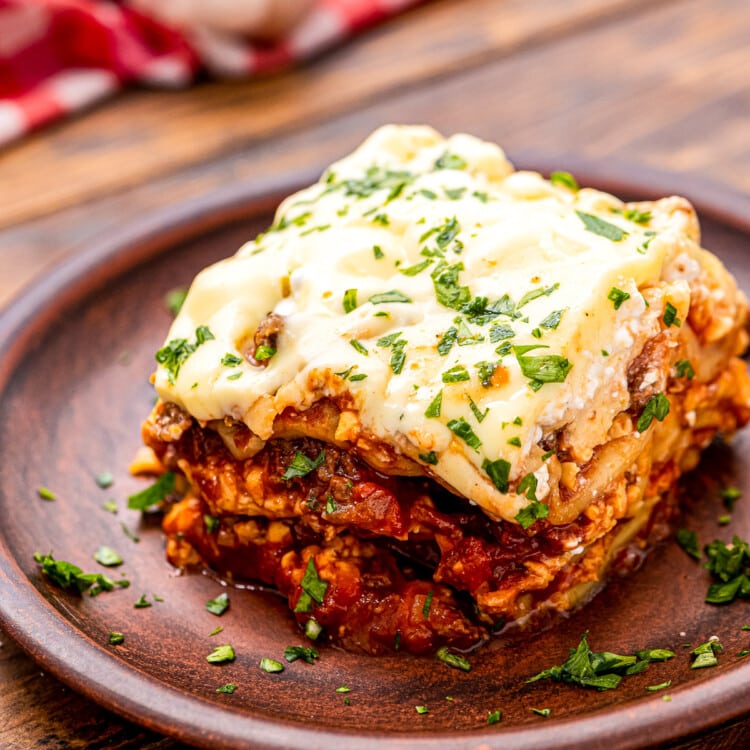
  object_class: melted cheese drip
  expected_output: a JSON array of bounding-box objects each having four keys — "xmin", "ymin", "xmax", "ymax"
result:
[{"xmin": 154, "ymin": 125, "xmax": 705, "ymax": 523}]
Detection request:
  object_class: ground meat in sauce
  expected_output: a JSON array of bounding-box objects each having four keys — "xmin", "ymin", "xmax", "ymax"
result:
[
  {"xmin": 146, "ymin": 406, "xmax": 636, "ymax": 654},
  {"xmin": 247, "ymin": 312, "xmax": 284, "ymax": 365}
]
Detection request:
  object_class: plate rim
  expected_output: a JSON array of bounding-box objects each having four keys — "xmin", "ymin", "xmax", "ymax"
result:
[{"xmin": 1, "ymin": 159, "xmax": 749, "ymax": 750}]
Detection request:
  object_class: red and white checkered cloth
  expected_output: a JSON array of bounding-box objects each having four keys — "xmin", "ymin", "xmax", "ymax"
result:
[{"xmin": 0, "ymin": 0, "xmax": 424, "ymax": 147}]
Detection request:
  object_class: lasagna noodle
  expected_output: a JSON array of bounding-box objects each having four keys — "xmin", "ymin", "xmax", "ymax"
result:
[{"xmin": 143, "ymin": 125, "xmax": 750, "ymax": 654}]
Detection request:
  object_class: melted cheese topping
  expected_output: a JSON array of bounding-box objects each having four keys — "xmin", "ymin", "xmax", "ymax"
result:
[{"xmin": 154, "ymin": 125, "xmax": 711, "ymax": 523}]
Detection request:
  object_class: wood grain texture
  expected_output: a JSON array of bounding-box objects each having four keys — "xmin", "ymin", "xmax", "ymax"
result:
[{"xmin": 0, "ymin": 0, "xmax": 670, "ymax": 229}]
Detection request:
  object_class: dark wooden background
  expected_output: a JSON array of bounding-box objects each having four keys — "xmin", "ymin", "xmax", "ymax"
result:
[{"xmin": 1, "ymin": 0, "xmax": 749, "ymax": 747}]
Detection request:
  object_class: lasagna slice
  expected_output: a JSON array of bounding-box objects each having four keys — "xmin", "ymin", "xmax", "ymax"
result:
[{"xmin": 142, "ymin": 126, "xmax": 750, "ymax": 654}]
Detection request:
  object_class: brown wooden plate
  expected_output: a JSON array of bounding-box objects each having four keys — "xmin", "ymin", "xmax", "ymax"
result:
[{"xmin": 1, "ymin": 162, "xmax": 749, "ymax": 750}]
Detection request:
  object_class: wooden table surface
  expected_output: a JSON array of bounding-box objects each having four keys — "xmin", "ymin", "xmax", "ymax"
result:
[{"xmin": 1, "ymin": 0, "xmax": 748, "ymax": 747}]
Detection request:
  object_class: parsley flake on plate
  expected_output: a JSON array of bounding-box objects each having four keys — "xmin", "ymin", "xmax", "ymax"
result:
[
  {"xmin": 527, "ymin": 632, "xmax": 673, "ymax": 691},
  {"xmin": 207, "ymin": 645, "xmax": 236, "ymax": 664},
  {"xmin": 206, "ymin": 592, "xmax": 230, "ymax": 616}
]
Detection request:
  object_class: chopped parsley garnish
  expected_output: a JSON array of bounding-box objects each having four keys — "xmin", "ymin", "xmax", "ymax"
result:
[
  {"xmin": 550, "ymin": 171, "xmax": 579, "ymax": 191},
  {"xmin": 475, "ymin": 360, "xmax": 502, "ymax": 387},
  {"xmin": 93, "ymin": 546, "xmax": 123, "ymax": 567},
  {"xmin": 400, "ymin": 259, "xmax": 433, "ymax": 276},
  {"xmin": 419, "ymin": 188, "xmax": 437, "ymax": 200},
  {"xmin": 483, "ymin": 458, "xmax": 511, "ymax": 493},
  {"xmin": 437, "ymin": 326, "xmax": 458, "ymax": 355},
  {"xmin": 294, "ymin": 557, "xmax": 329, "ymax": 613},
  {"xmin": 527, "ymin": 632, "xmax": 673, "ymax": 690},
  {"xmin": 415, "ymin": 705, "xmax": 429, "ymax": 715},
  {"xmin": 468, "ymin": 395, "xmax": 489, "ymax": 423},
  {"xmin": 102, "ymin": 500, "xmax": 117, "ymax": 513},
  {"xmin": 349, "ymin": 339, "xmax": 368, "ymax": 356},
  {"xmin": 120, "ymin": 522, "xmax": 140, "ymax": 543},
  {"xmin": 340, "ymin": 288, "xmax": 358, "ymax": 314},
  {"xmin": 368, "ymin": 290, "xmax": 412, "ymax": 305},
  {"xmin": 461, "ymin": 295, "xmax": 513, "ymax": 325},
  {"xmin": 305, "ymin": 618, "xmax": 323, "ymax": 640},
  {"xmin": 489, "ymin": 324, "xmax": 515, "ymax": 342},
  {"xmin": 703, "ymin": 535, "xmax": 750, "ymax": 604},
  {"xmin": 424, "ymin": 390, "xmax": 443, "ymax": 418},
  {"xmin": 323, "ymin": 494, "xmax": 337, "ymax": 514},
  {"xmin": 209, "ymin": 626, "xmax": 224, "ymax": 637},
  {"xmin": 718, "ymin": 515, "xmax": 731, "ymax": 526},
  {"xmin": 444, "ymin": 187, "xmax": 466, "ymax": 200},
  {"xmin": 449, "ymin": 317, "xmax": 481, "ymax": 347},
  {"xmin": 377, "ymin": 331, "xmax": 403, "ymax": 347},
  {"xmin": 513, "ymin": 345, "xmax": 572, "ymax": 389},
  {"xmin": 690, "ymin": 639, "xmax": 722, "ymax": 669},
  {"xmin": 206, "ymin": 592, "xmax": 230, "ymax": 616},
  {"xmin": 515, "ymin": 500, "xmax": 548, "ymax": 529},
  {"xmin": 34, "ymin": 552, "xmax": 128, "ymax": 596},
  {"xmin": 282, "ymin": 451, "xmax": 326, "ymax": 480},
  {"xmin": 442, "ymin": 365, "xmax": 470, "ymax": 383},
  {"xmin": 636, "ymin": 393, "xmax": 670, "ymax": 432},
  {"xmin": 576, "ymin": 210, "xmax": 628, "ymax": 241},
  {"xmin": 531, "ymin": 707, "xmax": 551, "ymax": 717},
  {"xmin": 507, "ymin": 436, "xmax": 522, "ymax": 447},
  {"xmin": 447, "ymin": 418, "xmax": 482, "ymax": 450},
  {"xmin": 487, "ymin": 709, "xmax": 502, "ymax": 725},
  {"xmin": 620, "ymin": 208, "xmax": 652, "ymax": 225},
  {"xmin": 254, "ymin": 344, "xmax": 276, "ymax": 361},
  {"xmin": 326, "ymin": 166, "xmax": 415, "ymax": 200},
  {"xmin": 221, "ymin": 352, "xmax": 243, "ymax": 367},
  {"xmin": 216, "ymin": 683, "xmax": 237, "ymax": 694},
  {"xmin": 109, "ymin": 632, "xmax": 125, "ymax": 645},
  {"xmin": 206, "ymin": 645, "xmax": 236, "ymax": 664},
  {"xmin": 37, "ymin": 486, "xmax": 56, "ymax": 501},
  {"xmin": 371, "ymin": 213, "xmax": 390, "ymax": 226},
  {"xmin": 607, "ymin": 287, "xmax": 631, "ymax": 310},
  {"xmin": 155, "ymin": 326, "xmax": 215, "ymax": 384},
  {"xmin": 95, "ymin": 472, "xmax": 114, "ymax": 489},
  {"xmin": 646, "ymin": 681, "xmax": 671, "ymax": 692},
  {"xmin": 517, "ymin": 473, "xmax": 538, "ymax": 501},
  {"xmin": 269, "ymin": 211, "xmax": 311, "ymax": 232},
  {"xmin": 431, "ymin": 261, "xmax": 471, "ymax": 310},
  {"xmin": 663, "ymin": 302, "xmax": 681, "ymax": 327},
  {"xmin": 335, "ymin": 685, "xmax": 351, "ymax": 693},
  {"xmin": 164, "ymin": 287, "xmax": 188, "ymax": 316},
  {"xmin": 435, "ymin": 153, "xmax": 467, "ymax": 170},
  {"xmin": 436, "ymin": 646, "xmax": 472, "ymax": 672},
  {"xmin": 676, "ymin": 529, "xmax": 701, "ymax": 560},
  {"xmin": 422, "ymin": 590, "xmax": 434, "ymax": 618},
  {"xmin": 721, "ymin": 486, "xmax": 742, "ymax": 511},
  {"xmin": 541, "ymin": 450, "xmax": 555, "ymax": 461},
  {"xmin": 134, "ymin": 594, "xmax": 152, "ymax": 608},
  {"xmin": 373, "ymin": 244, "xmax": 385, "ymax": 259},
  {"xmin": 376, "ymin": 333, "xmax": 407, "ymax": 374},
  {"xmin": 127, "ymin": 472, "xmax": 175, "ymax": 511},
  {"xmin": 259, "ymin": 656, "xmax": 284, "ymax": 673},
  {"xmin": 540, "ymin": 309, "xmax": 565, "ymax": 329},
  {"xmin": 517, "ymin": 283, "xmax": 559, "ymax": 310},
  {"xmin": 419, "ymin": 451, "xmax": 439, "ymax": 465},
  {"xmin": 284, "ymin": 645, "xmax": 319, "ymax": 664},
  {"xmin": 300, "ymin": 223, "xmax": 331, "ymax": 236},
  {"xmin": 349, "ymin": 373, "xmax": 368, "ymax": 382},
  {"xmin": 675, "ymin": 359, "xmax": 695, "ymax": 380}
]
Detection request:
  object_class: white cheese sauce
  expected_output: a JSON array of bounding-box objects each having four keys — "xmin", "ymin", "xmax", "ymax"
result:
[{"xmin": 154, "ymin": 125, "xmax": 712, "ymax": 523}]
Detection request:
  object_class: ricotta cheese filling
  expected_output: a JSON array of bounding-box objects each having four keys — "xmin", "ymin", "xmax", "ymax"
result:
[{"xmin": 153, "ymin": 125, "xmax": 725, "ymax": 523}]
